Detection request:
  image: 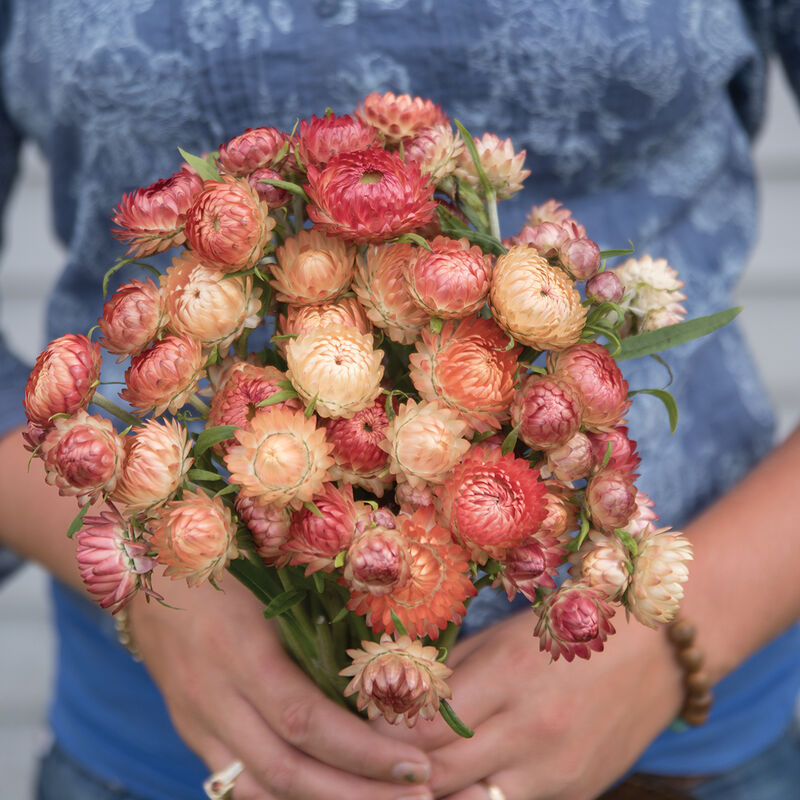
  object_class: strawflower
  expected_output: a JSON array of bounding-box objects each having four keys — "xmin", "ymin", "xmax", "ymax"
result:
[{"xmin": 98, "ymin": 278, "xmax": 165, "ymax": 361}]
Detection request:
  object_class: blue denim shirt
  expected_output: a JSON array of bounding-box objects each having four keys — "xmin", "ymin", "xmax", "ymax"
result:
[{"xmin": 2, "ymin": 2, "xmax": 800, "ymax": 797}]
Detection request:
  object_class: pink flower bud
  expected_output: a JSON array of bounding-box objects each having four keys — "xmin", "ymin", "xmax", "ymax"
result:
[
  {"xmin": 512, "ymin": 221, "xmax": 569, "ymax": 257},
  {"xmin": 511, "ymin": 374, "xmax": 583, "ymax": 450},
  {"xmin": 495, "ymin": 534, "xmax": 565, "ymax": 602},
  {"xmin": 558, "ymin": 238, "xmax": 601, "ymax": 281},
  {"xmin": 344, "ymin": 527, "xmax": 410, "ymax": 597},
  {"xmin": 235, "ymin": 494, "xmax": 291, "ymax": 567},
  {"xmin": 98, "ymin": 278, "xmax": 165, "ymax": 361},
  {"xmin": 585, "ymin": 469, "xmax": 637, "ymax": 532},
  {"xmin": 248, "ymin": 167, "xmax": 291, "ymax": 207},
  {"xmin": 585, "ymin": 271, "xmax": 625, "ymax": 304},
  {"xmin": 394, "ymin": 481, "xmax": 435, "ymax": 512},
  {"xmin": 544, "ymin": 431, "xmax": 594, "ymax": 482},
  {"xmin": 218, "ymin": 126, "xmax": 289, "ymax": 176},
  {"xmin": 587, "ymin": 426, "xmax": 640, "ymax": 477}
]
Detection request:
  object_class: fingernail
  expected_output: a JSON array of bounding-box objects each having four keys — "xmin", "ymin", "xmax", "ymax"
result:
[
  {"xmin": 392, "ymin": 761, "xmax": 430, "ymax": 784},
  {"xmin": 397, "ymin": 793, "xmax": 432, "ymax": 800}
]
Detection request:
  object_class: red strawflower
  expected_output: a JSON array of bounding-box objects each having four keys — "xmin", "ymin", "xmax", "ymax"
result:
[{"xmin": 296, "ymin": 113, "xmax": 379, "ymax": 171}]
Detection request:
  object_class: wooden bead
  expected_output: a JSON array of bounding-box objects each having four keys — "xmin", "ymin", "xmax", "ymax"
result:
[
  {"xmin": 685, "ymin": 691, "xmax": 714, "ymax": 712},
  {"xmin": 668, "ymin": 619, "xmax": 696, "ymax": 648},
  {"xmin": 686, "ymin": 672, "xmax": 712, "ymax": 695},
  {"xmin": 677, "ymin": 646, "xmax": 704, "ymax": 672},
  {"xmin": 681, "ymin": 707, "xmax": 711, "ymax": 726}
]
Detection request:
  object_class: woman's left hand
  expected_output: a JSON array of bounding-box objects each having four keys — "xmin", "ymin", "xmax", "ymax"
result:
[{"xmin": 380, "ymin": 608, "xmax": 684, "ymax": 800}]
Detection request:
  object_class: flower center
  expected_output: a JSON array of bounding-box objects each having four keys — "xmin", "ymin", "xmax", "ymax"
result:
[{"xmin": 360, "ymin": 170, "xmax": 383, "ymax": 185}]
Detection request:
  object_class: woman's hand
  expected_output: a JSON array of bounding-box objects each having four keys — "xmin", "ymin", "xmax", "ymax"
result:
[
  {"xmin": 380, "ymin": 609, "xmax": 683, "ymax": 800},
  {"xmin": 128, "ymin": 575, "xmax": 433, "ymax": 800}
]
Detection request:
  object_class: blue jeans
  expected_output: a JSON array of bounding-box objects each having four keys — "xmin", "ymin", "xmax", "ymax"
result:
[{"xmin": 36, "ymin": 721, "xmax": 800, "ymax": 800}]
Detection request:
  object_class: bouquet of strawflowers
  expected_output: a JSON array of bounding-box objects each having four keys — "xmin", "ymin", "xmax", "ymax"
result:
[{"xmin": 23, "ymin": 92, "xmax": 736, "ymax": 735}]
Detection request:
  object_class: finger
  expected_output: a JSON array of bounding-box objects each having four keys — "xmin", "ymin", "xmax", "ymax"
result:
[
  {"xmin": 240, "ymin": 638, "xmax": 432, "ymax": 785},
  {"xmin": 442, "ymin": 773, "xmax": 516, "ymax": 800},
  {"xmin": 217, "ymin": 689, "xmax": 434, "ymax": 800}
]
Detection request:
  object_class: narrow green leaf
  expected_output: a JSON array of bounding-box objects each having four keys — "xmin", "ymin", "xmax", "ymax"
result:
[
  {"xmin": 334, "ymin": 551, "xmax": 346, "ymax": 569},
  {"xmin": 66, "ymin": 501, "xmax": 92, "ymax": 539},
  {"xmin": 390, "ymin": 609, "xmax": 409, "ymax": 637},
  {"xmin": 439, "ymin": 699, "xmax": 475, "ymax": 739},
  {"xmin": 257, "ymin": 389, "xmax": 299, "ymax": 407},
  {"xmin": 575, "ymin": 512, "xmax": 591, "ymax": 549},
  {"xmin": 600, "ymin": 441, "xmax": 613, "ymax": 469},
  {"xmin": 214, "ymin": 483, "xmax": 239, "ymax": 498},
  {"xmin": 194, "ymin": 425, "xmax": 239, "ymax": 457},
  {"xmin": 312, "ymin": 571, "xmax": 325, "ymax": 593},
  {"xmin": 615, "ymin": 307, "xmax": 742, "ymax": 361},
  {"xmin": 178, "ymin": 147, "xmax": 220, "ymax": 181},
  {"xmin": 304, "ymin": 394, "xmax": 318, "ymax": 419},
  {"xmin": 649, "ymin": 353, "xmax": 674, "ymax": 387},
  {"xmin": 430, "ymin": 317, "xmax": 444, "ymax": 334},
  {"xmin": 615, "ymin": 528, "xmax": 639, "ymax": 558},
  {"xmin": 501, "ymin": 423, "xmax": 521, "ymax": 456},
  {"xmin": 437, "ymin": 647, "xmax": 449, "ymax": 662},
  {"xmin": 393, "ymin": 232, "xmax": 433, "ymax": 251},
  {"xmin": 331, "ymin": 606, "xmax": 349, "ymax": 624},
  {"xmin": 187, "ymin": 468, "xmax": 225, "ymax": 483},
  {"xmin": 303, "ymin": 500, "xmax": 324, "ymax": 519},
  {"xmin": 629, "ymin": 388, "xmax": 678, "ymax": 434},
  {"xmin": 258, "ymin": 176, "xmax": 309, "ymax": 202},
  {"xmin": 263, "ymin": 590, "xmax": 307, "ymax": 619},
  {"xmin": 471, "ymin": 430, "xmax": 495, "ymax": 444},
  {"xmin": 598, "ymin": 241, "xmax": 635, "ymax": 259},
  {"xmin": 385, "ymin": 391, "xmax": 397, "ymax": 421},
  {"xmin": 454, "ymin": 120, "xmax": 492, "ymax": 199}
]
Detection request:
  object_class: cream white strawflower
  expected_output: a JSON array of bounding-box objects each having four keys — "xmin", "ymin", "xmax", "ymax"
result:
[
  {"xmin": 626, "ymin": 525, "xmax": 693, "ymax": 628},
  {"xmin": 568, "ymin": 529, "xmax": 631, "ymax": 600},
  {"xmin": 612, "ymin": 255, "xmax": 687, "ymax": 333}
]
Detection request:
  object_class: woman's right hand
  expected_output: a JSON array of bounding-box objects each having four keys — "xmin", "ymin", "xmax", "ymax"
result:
[{"xmin": 128, "ymin": 575, "xmax": 433, "ymax": 800}]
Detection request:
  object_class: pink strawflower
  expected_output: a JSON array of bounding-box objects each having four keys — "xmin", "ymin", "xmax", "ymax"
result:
[
  {"xmin": 149, "ymin": 490, "xmax": 238, "ymax": 587},
  {"xmin": 543, "ymin": 432, "xmax": 595, "ymax": 482},
  {"xmin": 283, "ymin": 483, "xmax": 357, "ymax": 574},
  {"xmin": 76, "ymin": 508, "xmax": 156, "ymax": 614},
  {"xmin": 98, "ymin": 278, "xmax": 165, "ymax": 361},
  {"xmin": 568, "ymin": 529, "xmax": 631, "ymax": 600},
  {"xmin": 355, "ymin": 92, "xmax": 447, "ymax": 146},
  {"xmin": 586, "ymin": 271, "xmax": 625, "ymax": 305},
  {"xmin": 511, "ymin": 374, "xmax": 584, "ymax": 450},
  {"xmin": 394, "ymin": 481, "xmax": 436, "ymax": 512},
  {"xmin": 352, "ymin": 242, "xmax": 428, "ymax": 344},
  {"xmin": 296, "ymin": 113, "xmax": 379, "ymax": 171},
  {"xmin": 24, "ymin": 335, "xmax": 102, "ymax": 428},
  {"xmin": 111, "ymin": 165, "xmax": 204, "ymax": 257},
  {"xmin": 526, "ymin": 200, "xmax": 584, "ymax": 232},
  {"xmin": 494, "ymin": 535, "xmax": 566, "ymax": 602},
  {"xmin": 410, "ymin": 316, "xmax": 520, "ymax": 432},
  {"xmin": 534, "ymin": 580, "xmax": 616, "ymax": 662},
  {"xmin": 437, "ymin": 447, "xmax": 548, "ymax": 563},
  {"xmin": 587, "ymin": 426, "xmax": 641, "ymax": 477},
  {"xmin": 624, "ymin": 491, "xmax": 660, "ymax": 538},
  {"xmin": 234, "ymin": 494, "xmax": 291, "ymax": 567},
  {"xmin": 248, "ymin": 167, "xmax": 291, "ymax": 208},
  {"xmin": 184, "ymin": 176, "xmax": 274, "ymax": 273},
  {"xmin": 558, "ymin": 237, "xmax": 601, "ymax": 281},
  {"xmin": 218, "ymin": 126, "xmax": 289, "ymax": 176},
  {"xmin": 404, "ymin": 123, "xmax": 464, "ymax": 184},
  {"xmin": 121, "ymin": 334, "xmax": 205, "ymax": 416},
  {"xmin": 305, "ymin": 148, "xmax": 437, "ymax": 244},
  {"xmin": 455, "ymin": 132, "xmax": 530, "ymax": 199},
  {"xmin": 403, "ymin": 236, "xmax": 492, "ymax": 318},
  {"xmin": 111, "ymin": 418, "xmax": 192, "ymax": 516},
  {"xmin": 40, "ymin": 411, "xmax": 124, "ymax": 504},
  {"xmin": 341, "ymin": 634, "xmax": 453, "ymax": 727},
  {"xmin": 585, "ymin": 468, "xmax": 637, "ymax": 532},
  {"xmin": 509, "ymin": 221, "xmax": 571, "ymax": 257},
  {"xmin": 343, "ymin": 525, "xmax": 411, "ymax": 597},
  {"xmin": 549, "ymin": 342, "xmax": 631, "ymax": 431}
]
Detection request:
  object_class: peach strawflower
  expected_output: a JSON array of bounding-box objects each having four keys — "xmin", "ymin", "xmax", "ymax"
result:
[
  {"xmin": 526, "ymin": 200, "xmax": 584, "ymax": 232},
  {"xmin": 162, "ymin": 250, "xmax": 262, "ymax": 351},
  {"xmin": 352, "ymin": 242, "xmax": 428, "ymax": 344},
  {"xmin": 76, "ymin": 508, "xmax": 156, "ymax": 613},
  {"xmin": 271, "ymin": 229, "xmax": 356, "ymax": 305},
  {"xmin": 296, "ymin": 113, "xmax": 380, "ymax": 171},
  {"xmin": 305, "ymin": 148, "xmax": 437, "ymax": 243},
  {"xmin": 535, "ymin": 580, "xmax": 616, "ymax": 662},
  {"xmin": 585, "ymin": 468, "xmax": 637, "ymax": 533},
  {"xmin": 403, "ymin": 236, "xmax": 492, "ymax": 318},
  {"xmin": 382, "ymin": 399, "xmax": 471, "ymax": 489},
  {"xmin": 404, "ymin": 123, "xmax": 464, "ymax": 184},
  {"xmin": 355, "ymin": 92, "xmax": 447, "ymax": 146},
  {"xmin": 347, "ymin": 506, "xmax": 476, "ymax": 640},
  {"xmin": 24, "ymin": 334, "xmax": 102, "ymax": 428},
  {"xmin": 538, "ymin": 482, "xmax": 579, "ymax": 539},
  {"xmin": 627, "ymin": 526, "xmax": 693, "ymax": 628},
  {"xmin": 568, "ymin": 529, "xmax": 631, "ymax": 600},
  {"xmin": 543, "ymin": 432, "xmax": 595, "ymax": 482},
  {"xmin": 325, "ymin": 396, "xmax": 392, "ymax": 495},
  {"xmin": 285, "ymin": 326, "xmax": 384, "ymax": 419},
  {"xmin": 112, "ymin": 165, "xmax": 204, "ymax": 257},
  {"xmin": 509, "ymin": 220, "xmax": 573, "ymax": 257},
  {"xmin": 283, "ymin": 483, "xmax": 358, "ymax": 574},
  {"xmin": 218, "ymin": 126, "xmax": 289, "ymax": 176},
  {"xmin": 149, "ymin": 490, "xmax": 238, "ymax": 587},
  {"xmin": 410, "ymin": 316, "xmax": 520, "ymax": 432},
  {"xmin": 279, "ymin": 297, "xmax": 371, "ymax": 351},
  {"xmin": 206, "ymin": 362, "xmax": 302, "ymax": 454},
  {"xmin": 121, "ymin": 334, "xmax": 205, "ymax": 416},
  {"xmin": 511, "ymin": 374, "xmax": 584, "ymax": 451},
  {"xmin": 235, "ymin": 493, "xmax": 291, "ymax": 567},
  {"xmin": 490, "ymin": 245, "xmax": 586, "ymax": 350},
  {"xmin": 587, "ymin": 426, "xmax": 640, "ymax": 478},
  {"xmin": 612, "ymin": 255, "xmax": 687, "ymax": 333},
  {"xmin": 111, "ymin": 418, "xmax": 192, "ymax": 516},
  {"xmin": 184, "ymin": 176, "xmax": 274, "ymax": 273},
  {"xmin": 341, "ymin": 634, "xmax": 453, "ymax": 727},
  {"xmin": 549, "ymin": 342, "xmax": 631, "ymax": 430},
  {"xmin": 224, "ymin": 406, "xmax": 333, "ymax": 509},
  {"xmin": 394, "ymin": 481, "xmax": 436, "ymax": 512},
  {"xmin": 494, "ymin": 535, "xmax": 567, "ymax": 602},
  {"xmin": 455, "ymin": 133, "xmax": 530, "ymax": 199},
  {"xmin": 437, "ymin": 447, "xmax": 548, "ymax": 563},
  {"xmin": 40, "ymin": 411, "xmax": 125, "ymax": 504},
  {"xmin": 98, "ymin": 278, "xmax": 165, "ymax": 361},
  {"xmin": 344, "ymin": 525, "xmax": 411, "ymax": 598}
]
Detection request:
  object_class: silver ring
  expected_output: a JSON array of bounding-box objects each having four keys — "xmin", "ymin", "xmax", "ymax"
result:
[
  {"xmin": 203, "ymin": 759, "xmax": 244, "ymax": 800},
  {"xmin": 479, "ymin": 779, "xmax": 508, "ymax": 800}
]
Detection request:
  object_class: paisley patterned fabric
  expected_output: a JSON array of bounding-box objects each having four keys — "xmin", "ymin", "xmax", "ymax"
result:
[{"xmin": 1, "ymin": 1, "xmax": 799, "ymax": 796}]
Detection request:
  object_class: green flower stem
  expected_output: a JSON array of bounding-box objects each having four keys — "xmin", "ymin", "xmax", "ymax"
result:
[
  {"xmin": 188, "ymin": 394, "xmax": 210, "ymax": 417},
  {"xmin": 486, "ymin": 188, "xmax": 501, "ymax": 242},
  {"xmin": 91, "ymin": 392, "xmax": 141, "ymax": 428},
  {"xmin": 437, "ymin": 621, "xmax": 462, "ymax": 655}
]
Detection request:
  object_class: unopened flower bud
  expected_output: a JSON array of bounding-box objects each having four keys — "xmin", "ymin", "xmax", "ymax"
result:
[
  {"xmin": 344, "ymin": 527, "xmax": 410, "ymax": 597},
  {"xmin": 585, "ymin": 469, "xmax": 637, "ymax": 532},
  {"xmin": 586, "ymin": 271, "xmax": 625, "ymax": 304},
  {"xmin": 558, "ymin": 238, "xmax": 600, "ymax": 281}
]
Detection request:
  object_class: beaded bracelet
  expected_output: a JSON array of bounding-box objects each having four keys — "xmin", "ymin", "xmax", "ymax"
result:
[
  {"xmin": 667, "ymin": 617, "xmax": 713, "ymax": 726},
  {"xmin": 113, "ymin": 606, "xmax": 143, "ymax": 662}
]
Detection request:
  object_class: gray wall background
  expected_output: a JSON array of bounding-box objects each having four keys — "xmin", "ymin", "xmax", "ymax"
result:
[{"xmin": 0, "ymin": 67, "xmax": 798, "ymax": 797}]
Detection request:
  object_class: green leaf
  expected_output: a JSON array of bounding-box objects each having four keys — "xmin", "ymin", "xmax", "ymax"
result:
[
  {"xmin": 471, "ymin": 430, "xmax": 496, "ymax": 444},
  {"xmin": 615, "ymin": 307, "xmax": 742, "ymax": 361},
  {"xmin": 393, "ymin": 232, "xmax": 433, "ymax": 251},
  {"xmin": 303, "ymin": 500, "xmax": 324, "ymax": 518},
  {"xmin": 439, "ymin": 699, "xmax": 475, "ymax": 739},
  {"xmin": 629, "ymin": 388, "xmax": 678, "ymax": 434},
  {"xmin": 385, "ymin": 391, "xmax": 397, "ymax": 421},
  {"xmin": 649, "ymin": 353, "xmax": 674, "ymax": 387},
  {"xmin": 194, "ymin": 425, "xmax": 239, "ymax": 457},
  {"xmin": 312, "ymin": 571, "xmax": 325, "ymax": 593},
  {"xmin": 258, "ymin": 176, "xmax": 309, "ymax": 202},
  {"xmin": 331, "ymin": 606, "xmax": 349, "ymax": 624},
  {"xmin": 102, "ymin": 258, "xmax": 161, "ymax": 298},
  {"xmin": 436, "ymin": 204, "xmax": 507, "ymax": 254},
  {"xmin": 390, "ymin": 609, "xmax": 409, "ymax": 637},
  {"xmin": 600, "ymin": 441, "xmax": 613, "ymax": 469},
  {"xmin": 262, "ymin": 590, "xmax": 307, "ymax": 619},
  {"xmin": 304, "ymin": 394, "xmax": 318, "ymax": 419},
  {"xmin": 454, "ymin": 120, "xmax": 492, "ymax": 200},
  {"xmin": 501, "ymin": 423, "xmax": 520, "ymax": 456},
  {"xmin": 66, "ymin": 500, "xmax": 92, "ymax": 539},
  {"xmin": 437, "ymin": 647, "xmax": 449, "ymax": 662},
  {"xmin": 178, "ymin": 147, "xmax": 221, "ymax": 181},
  {"xmin": 429, "ymin": 317, "xmax": 444, "ymax": 334},
  {"xmin": 214, "ymin": 483, "xmax": 239, "ymax": 498},
  {"xmin": 615, "ymin": 528, "xmax": 639, "ymax": 558},
  {"xmin": 598, "ymin": 241, "xmax": 635, "ymax": 260},
  {"xmin": 334, "ymin": 550, "xmax": 346, "ymax": 569},
  {"xmin": 187, "ymin": 468, "xmax": 224, "ymax": 483},
  {"xmin": 257, "ymin": 389, "xmax": 299, "ymax": 408}
]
